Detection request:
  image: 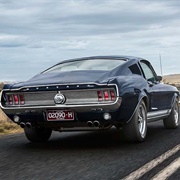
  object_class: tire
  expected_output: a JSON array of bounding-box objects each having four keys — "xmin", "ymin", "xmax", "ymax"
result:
[
  {"xmin": 24, "ymin": 126, "xmax": 52, "ymax": 143},
  {"xmin": 123, "ymin": 100, "xmax": 147, "ymax": 142},
  {"xmin": 163, "ymin": 98, "xmax": 179, "ymax": 129}
]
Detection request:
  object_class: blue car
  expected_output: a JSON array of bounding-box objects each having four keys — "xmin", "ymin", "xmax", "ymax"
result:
[{"xmin": 0, "ymin": 56, "xmax": 179, "ymax": 143}]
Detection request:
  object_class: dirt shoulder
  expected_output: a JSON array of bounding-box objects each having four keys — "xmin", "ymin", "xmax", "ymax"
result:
[{"xmin": 163, "ymin": 74, "xmax": 180, "ymax": 89}]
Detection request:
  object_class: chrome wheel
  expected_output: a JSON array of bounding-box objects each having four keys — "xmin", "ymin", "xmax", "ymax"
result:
[
  {"xmin": 123, "ymin": 100, "xmax": 147, "ymax": 142},
  {"xmin": 138, "ymin": 105, "xmax": 146, "ymax": 138},
  {"xmin": 174, "ymin": 101, "xmax": 179, "ymax": 126},
  {"xmin": 163, "ymin": 98, "xmax": 179, "ymax": 129}
]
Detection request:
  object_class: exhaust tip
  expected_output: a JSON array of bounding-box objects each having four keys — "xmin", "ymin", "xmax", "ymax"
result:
[
  {"xmin": 87, "ymin": 121, "xmax": 93, "ymax": 127},
  {"xmin": 93, "ymin": 121, "xmax": 100, "ymax": 127},
  {"xmin": 20, "ymin": 122, "xmax": 25, "ymax": 128},
  {"xmin": 26, "ymin": 122, "xmax": 32, "ymax": 128}
]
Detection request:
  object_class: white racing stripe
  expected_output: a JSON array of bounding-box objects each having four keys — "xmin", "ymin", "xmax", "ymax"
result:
[
  {"xmin": 123, "ymin": 144, "xmax": 180, "ymax": 180},
  {"xmin": 151, "ymin": 157, "xmax": 180, "ymax": 180}
]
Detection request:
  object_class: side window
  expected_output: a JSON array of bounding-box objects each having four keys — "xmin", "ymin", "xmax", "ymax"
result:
[
  {"xmin": 129, "ymin": 64, "xmax": 142, "ymax": 75},
  {"xmin": 140, "ymin": 61, "xmax": 156, "ymax": 82}
]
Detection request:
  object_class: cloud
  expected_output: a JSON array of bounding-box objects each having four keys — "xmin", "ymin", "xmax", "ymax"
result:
[
  {"xmin": 0, "ymin": 0, "xmax": 180, "ymax": 81},
  {"xmin": 0, "ymin": 34, "xmax": 28, "ymax": 48}
]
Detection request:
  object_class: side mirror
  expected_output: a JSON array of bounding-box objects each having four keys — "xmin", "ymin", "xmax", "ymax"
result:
[{"xmin": 156, "ymin": 76, "xmax": 162, "ymax": 82}]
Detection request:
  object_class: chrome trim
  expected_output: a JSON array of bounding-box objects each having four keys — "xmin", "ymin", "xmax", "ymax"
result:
[
  {"xmin": 1, "ymin": 83, "xmax": 120, "ymax": 110},
  {"xmin": 56, "ymin": 125, "xmax": 113, "ymax": 132},
  {"xmin": 0, "ymin": 98, "xmax": 122, "ymax": 113},
  {"xmin": 58, "ymin": 127, "xmax": 101, "ymax": 132},
  {"xmin": 2, "ymin": 82, "xmax": 119, "ymax": 96},
  {"xmin": 127, "ymin": 96, "xmax": 171, "ymax": 123},
  {"xmin": 151, "ymin": 107, "xmax": 158, "ymax": 110},
  {"xmin": 147, "ymin": 109, "xmax": 170, "ymax": 120}
]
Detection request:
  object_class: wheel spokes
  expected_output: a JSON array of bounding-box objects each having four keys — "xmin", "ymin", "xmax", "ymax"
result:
[
  {"xmin": 138, "ymin": 106, "xmax": 145, "ymax": 136},
  {"xmin": 174, "ymin": 104, "xmax": 179, "ymax": 124}
]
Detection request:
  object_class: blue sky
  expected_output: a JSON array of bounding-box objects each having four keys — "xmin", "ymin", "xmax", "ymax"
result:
[{"xmin": 0, "ymin": 0, "xmax": 180, "ymax": 82}]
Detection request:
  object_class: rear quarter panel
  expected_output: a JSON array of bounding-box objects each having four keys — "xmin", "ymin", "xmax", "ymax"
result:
[{"xmin": 109, "ymin": 75, "xmax": 149, "ymax": 123}]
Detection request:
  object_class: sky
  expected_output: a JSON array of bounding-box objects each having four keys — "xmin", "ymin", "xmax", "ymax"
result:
[{"xmin": 0, "ymin": 0, "xmax": 180, "ymax": 82}]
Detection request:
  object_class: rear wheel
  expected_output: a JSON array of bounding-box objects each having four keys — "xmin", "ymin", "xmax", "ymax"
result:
[
  {"xmin": 123, "ymin": 100, "xmax": 147, "ymax": 142},
  {"xmin": 163, "ymin": 98, "xmax": 179, "ymax": 129},
  {"xmin": 24, "ymin": 126, "xmax": 52, "ymax": 143}
]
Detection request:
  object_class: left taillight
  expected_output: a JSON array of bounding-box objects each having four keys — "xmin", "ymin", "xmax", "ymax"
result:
[
  {"xmin": 19, "ymin": 94, "xmax": 25, "ymax": 105},
  {"xmin": 13, "ymin": 94, "xmax": 19, "ymax": 105},
  {"xmin": 97, "ymin": 91, "xmax": 103, "ymax": 101},
  {"xmin": 7, "ymin": 95, "xmax": 13, "ymax": 105},
  {"xmin": 6, "ymin": 94, "xmax": 25, "ymax": 106}
]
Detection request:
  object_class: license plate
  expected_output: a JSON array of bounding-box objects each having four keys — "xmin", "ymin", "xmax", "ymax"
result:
[{"xmin": 46, "ymin": 110, "xmax": 74, "ymax": 121}]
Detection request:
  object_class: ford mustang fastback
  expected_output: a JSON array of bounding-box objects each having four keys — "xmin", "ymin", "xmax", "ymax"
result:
[{"xmin": 0, "ymin": 56, "xmax": 179, "ymax": 143}]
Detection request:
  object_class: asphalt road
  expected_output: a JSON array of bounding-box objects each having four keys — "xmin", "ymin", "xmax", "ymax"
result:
[{"xmin": 0, "ymin": 120, "xmax": 179, "ymax": 180}]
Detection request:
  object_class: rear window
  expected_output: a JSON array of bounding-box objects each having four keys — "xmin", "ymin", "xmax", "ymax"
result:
[{"xmin": 43, "ymin": 59, "xmax": 126, "ymax": 73}]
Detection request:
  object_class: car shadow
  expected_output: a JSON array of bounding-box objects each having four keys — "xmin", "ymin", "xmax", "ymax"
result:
[{"xmin": 20, "ymin": 121, "xmax": 179, "ymax": 151}]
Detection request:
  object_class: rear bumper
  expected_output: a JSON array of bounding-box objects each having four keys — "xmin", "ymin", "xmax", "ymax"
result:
[
  {"xmin": 0, "ymin": 98, "xmax": 122, "ymax": 125},
  {"xmin": 0, "ymin": 97, "xmax": 121, "ymax": 113}
]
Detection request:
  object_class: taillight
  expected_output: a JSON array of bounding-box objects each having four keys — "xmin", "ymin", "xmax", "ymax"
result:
[
  {"xmin": 97, "ymin": 91, "xmax": 103, "ymax": 101},
  {"xmin": 6, "ymin": 94, "xmax": 25, "ymax": 106},
  {"xmin": 19, "ymin": 94, "xmax": 25, "ymax": 105},
  {"xmin": 13, "ymin": 94, "xmax": 19, "ymax": 105},
  {"xmin": 110, "ymin": 90, "xmax": 115, "ymax": 101},
  {"xmin": 7, "ymin": 95, "xmax": 13, "ymax": 105},
  {"xmin": 97, "ymin": 89, "xmax": 116, "ymax": 102},
  {"xmin": 104, "ymin": 91, "xmax": 109, "ymax": 101}
]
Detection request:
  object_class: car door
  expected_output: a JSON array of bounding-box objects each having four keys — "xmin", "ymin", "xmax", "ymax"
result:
[{"xmin": 139, "ymin": 60, "xmax": 169, "ymax": 112}]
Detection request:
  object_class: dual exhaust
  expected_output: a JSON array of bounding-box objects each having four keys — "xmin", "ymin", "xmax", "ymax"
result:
[
  {"xmin": 87, "ymin": 120, "xmax": 100, "ymax": 127},
  {"xmin": 20, "ymin": 121, "xmax": 100, "ymax": 128},
  {"xmin": 20, "ymin": 122, "xmax": 31, "ymax": 128}
]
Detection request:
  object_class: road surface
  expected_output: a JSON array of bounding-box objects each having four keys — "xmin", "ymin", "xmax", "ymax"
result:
[{"xmin": 0, "ymin": 120, "xmax": 179, "ymax": 180}]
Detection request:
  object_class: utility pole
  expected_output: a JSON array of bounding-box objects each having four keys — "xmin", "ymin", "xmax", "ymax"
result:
[{"xmin": 159, "ymin": 53, "xmax": 163, "ymax": 76}]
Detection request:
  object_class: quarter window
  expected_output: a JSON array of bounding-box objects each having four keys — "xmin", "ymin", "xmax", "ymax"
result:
[{"xmin": 129, "ymin": 64, "xmax": 142, "ymax": 75}]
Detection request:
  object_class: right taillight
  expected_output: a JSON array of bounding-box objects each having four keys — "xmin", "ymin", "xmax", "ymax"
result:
[{"xmin": 97, "ymin": 89, "xmax": 116, "ymax": 102}]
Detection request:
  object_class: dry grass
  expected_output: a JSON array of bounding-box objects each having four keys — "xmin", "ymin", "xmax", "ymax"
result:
[
  {"xmin": 163, "ymin": 74, "xmax": 180, "ymax": 90},
  {"xmin": 0, "ymin": 108, "xmax": 9, "ymax": 122},
  {"xmin": 163, "ymin": 74, "xmax": 180, "ymax": 83},
  {"xmin": 0, "ymin": 82, "xmax": 4, "ymax": 91},
  {"xmin": 0, "ymin": 82, "xmax": 22, "ymax": 135},
  {"xmin": 0, "ymin": 109, "xmax": 22, "ymax": 135},
  {"xmin": 0, "ymin": 120, "xmax": 22, "ymax": 135}
]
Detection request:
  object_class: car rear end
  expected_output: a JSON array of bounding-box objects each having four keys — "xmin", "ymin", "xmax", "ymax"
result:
[{"xmin": 0, "ymin": 83, "xmax": 122, "ymax": 131}]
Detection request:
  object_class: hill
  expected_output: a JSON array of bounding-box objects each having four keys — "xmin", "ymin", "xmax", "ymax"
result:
[
  {"xmin": 0, "ymin": 82, "xmax": 4, "ymax": 91},
  {"xmin": 163, "ymin": 74, "xmax": 180, "ymax": 90}
]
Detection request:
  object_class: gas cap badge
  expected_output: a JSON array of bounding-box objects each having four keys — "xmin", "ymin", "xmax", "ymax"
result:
[{"xmin": 54, "ymin": 93, "xmax": 66, "ymax": 104}]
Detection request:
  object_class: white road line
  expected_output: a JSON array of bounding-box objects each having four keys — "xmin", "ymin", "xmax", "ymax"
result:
[
  {"xmin": 122, "ymin": 144, "xmax": 180, "ymax": 180},
  {"xmin": 151, "ymin": 157, "xmax": 180, "ymax": 180}
]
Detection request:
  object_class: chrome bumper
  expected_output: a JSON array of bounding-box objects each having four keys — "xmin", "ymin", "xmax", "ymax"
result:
[{"xmin": 0, "ymin": 97, "xmax": 122, "ymax": 114}]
